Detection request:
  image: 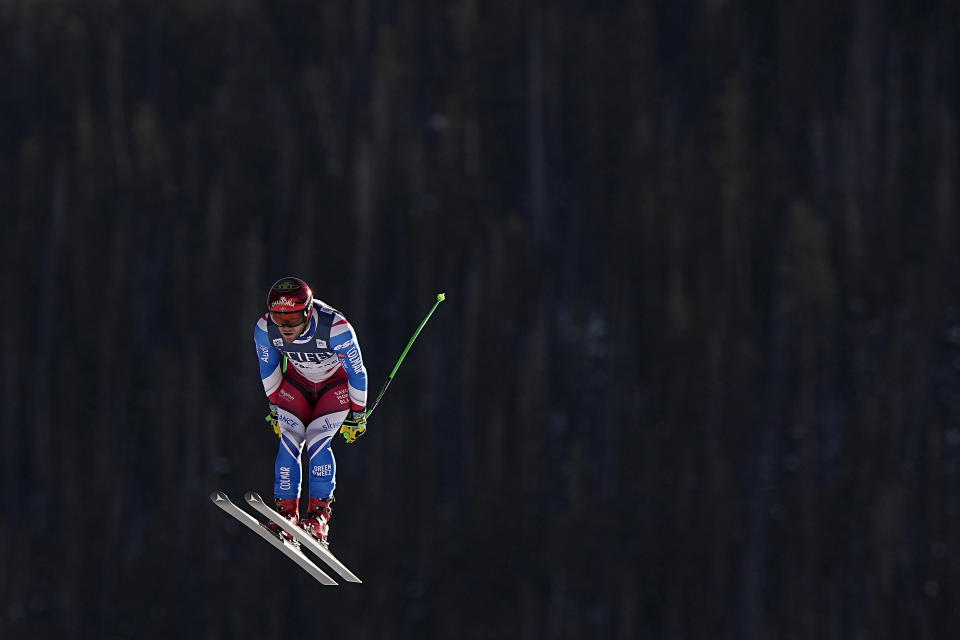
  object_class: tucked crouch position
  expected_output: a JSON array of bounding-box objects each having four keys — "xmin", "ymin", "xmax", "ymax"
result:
[{"xmin": 254, "ymin": 276, "xmax": 368, "ymax": 547}]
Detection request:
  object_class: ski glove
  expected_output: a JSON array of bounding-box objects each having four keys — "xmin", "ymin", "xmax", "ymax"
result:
[
  {"xmin": 265, "ymin": 403, "xmax": 280, "ymax": 437},
  {"xmin": 340, "ymin": 409, "xmax": 367, "ymax": 444}
]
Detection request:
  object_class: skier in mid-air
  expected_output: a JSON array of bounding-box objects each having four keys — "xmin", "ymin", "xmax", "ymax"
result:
[{"xmin": 253, "ymin": 276, "xmax": 368, "ymax": 548}]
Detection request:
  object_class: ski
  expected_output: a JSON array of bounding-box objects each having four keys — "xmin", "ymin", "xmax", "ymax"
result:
[
  {"xmin": 209, "ymin": 491, "xmax": 338, "ymax": 586},
  {"xmin": 244, "ymin": 492, "xmax": 362, "ymax": 583}
]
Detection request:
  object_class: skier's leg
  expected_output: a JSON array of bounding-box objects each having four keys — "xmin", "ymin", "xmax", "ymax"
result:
[
  {"xmin": 275, "ymin": 412, "xmax": 306, "ymax": 499},
  {"xmin": 274, "ymin": 380, "xmax": 311, "ymax": 500},
  {"xmin": 304, "ymin": 410, "xmax": 347, "ymax": 499},
  {"xmin": 307, "ymin": 445, "xmax": 337, "ymax": 498},
  {"xmin": 299, "ymin": 377, "xmax": 349, "ymax": 544},
  {"xmin": 299, "ymin": 431, "xmax": 339, "ymax": 544},
  {"xmin": 305, "ymin": 371, "xmax": 351, "ymax": 499}
]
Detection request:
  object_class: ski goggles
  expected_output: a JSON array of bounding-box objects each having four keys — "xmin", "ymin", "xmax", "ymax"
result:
[{"xmin": 269, "ymin": 310, "xmax": 309, "ymax": 327}]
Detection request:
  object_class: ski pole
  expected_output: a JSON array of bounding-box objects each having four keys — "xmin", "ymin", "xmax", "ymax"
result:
[{"xmin": 364, "ymin": 292, "xmax": 446, "ymax": 422}]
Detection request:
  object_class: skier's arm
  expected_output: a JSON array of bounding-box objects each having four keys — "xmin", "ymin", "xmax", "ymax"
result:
[
  {"xmin": 254, "ymin": 316, "xmax": 284, "ymax": 404},
  {"xmin": 330, "ymin": 313, "xmax": 368, "ymax": 413}
]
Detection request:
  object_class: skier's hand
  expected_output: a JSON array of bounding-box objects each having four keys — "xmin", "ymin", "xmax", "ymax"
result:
[
  {"xmin": 340, "ymin": 409, "xmax": 367, "ymax": 444},
  {"xmin": 265, "ymin": 404, "xmax": 280, "ymax": 437}
]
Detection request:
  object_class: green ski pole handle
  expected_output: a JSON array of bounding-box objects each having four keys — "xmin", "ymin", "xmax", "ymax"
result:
[{"xmin": 363, "ymin": 292, "xmax": 446, "ymax": 422}]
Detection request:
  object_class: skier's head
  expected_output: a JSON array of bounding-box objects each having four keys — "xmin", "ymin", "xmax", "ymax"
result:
[{"xmin": 267, "ymin": 277, "xmax": 314, "ymax": 341}]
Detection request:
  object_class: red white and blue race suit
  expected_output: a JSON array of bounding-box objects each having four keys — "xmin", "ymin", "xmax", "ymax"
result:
[{"xmin": 254, "ymin": 300, "xmax": 368, "ymax": 501}]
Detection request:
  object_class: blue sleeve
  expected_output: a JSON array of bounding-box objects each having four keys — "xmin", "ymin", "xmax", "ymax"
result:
[
  {"xmin": 331, "ymin": 317, "xmax": 368, "ymax": 410},
  {"xmin": 254, "ymin": 316, "xmax": 283, "ymax": 399}
]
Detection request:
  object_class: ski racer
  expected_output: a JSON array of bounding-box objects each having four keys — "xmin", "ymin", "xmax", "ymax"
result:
[{"xmin": 253, "ymin": 276, "xmax": 368, "ymax": 547}]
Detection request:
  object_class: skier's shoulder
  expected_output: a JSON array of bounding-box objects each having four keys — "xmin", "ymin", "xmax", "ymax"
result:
[
  {"xmin": 312, "ymin": 299, "xmax": 351, "ymax": 326},
  {"xmin": 254, "ymin": 313, "xmax": 270, "ymax": 335},
  {"xmin": 312, "ymin": 298, "xmax": 340, "ymax": 317}
]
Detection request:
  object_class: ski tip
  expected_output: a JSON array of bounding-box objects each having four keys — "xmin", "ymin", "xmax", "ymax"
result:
[
  {"xmin": 210, "ymin": 491, "xmax": 229, "ymax": 503},
  {"xmin": 244, "ymin": 491, "xmax": 264, "ymax": 504}
]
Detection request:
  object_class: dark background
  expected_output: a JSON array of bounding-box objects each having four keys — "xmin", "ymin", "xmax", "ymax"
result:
[{"xmin": 3, "ymin": 1, "xmax": 959, "ymax": 638}]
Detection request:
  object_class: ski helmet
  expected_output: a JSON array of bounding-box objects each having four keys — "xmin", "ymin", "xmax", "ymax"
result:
[{"xmin": 267, "ymin": 277, "xmax": 314, "ymax": 327}]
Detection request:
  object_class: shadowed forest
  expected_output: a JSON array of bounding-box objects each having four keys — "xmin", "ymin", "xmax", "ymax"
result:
[{"xmin": 2, "ymin": 1, "xmax": 959, "ymax": 638}]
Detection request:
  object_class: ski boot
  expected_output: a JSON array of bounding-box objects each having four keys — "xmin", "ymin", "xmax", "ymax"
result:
[
  {"xmin": 266, "ymin": 497, "xmax": 299, "ymax": 542},
  {"xmin": 298, "ymin": 497, "xmax": 333, "ymax": 547}
]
